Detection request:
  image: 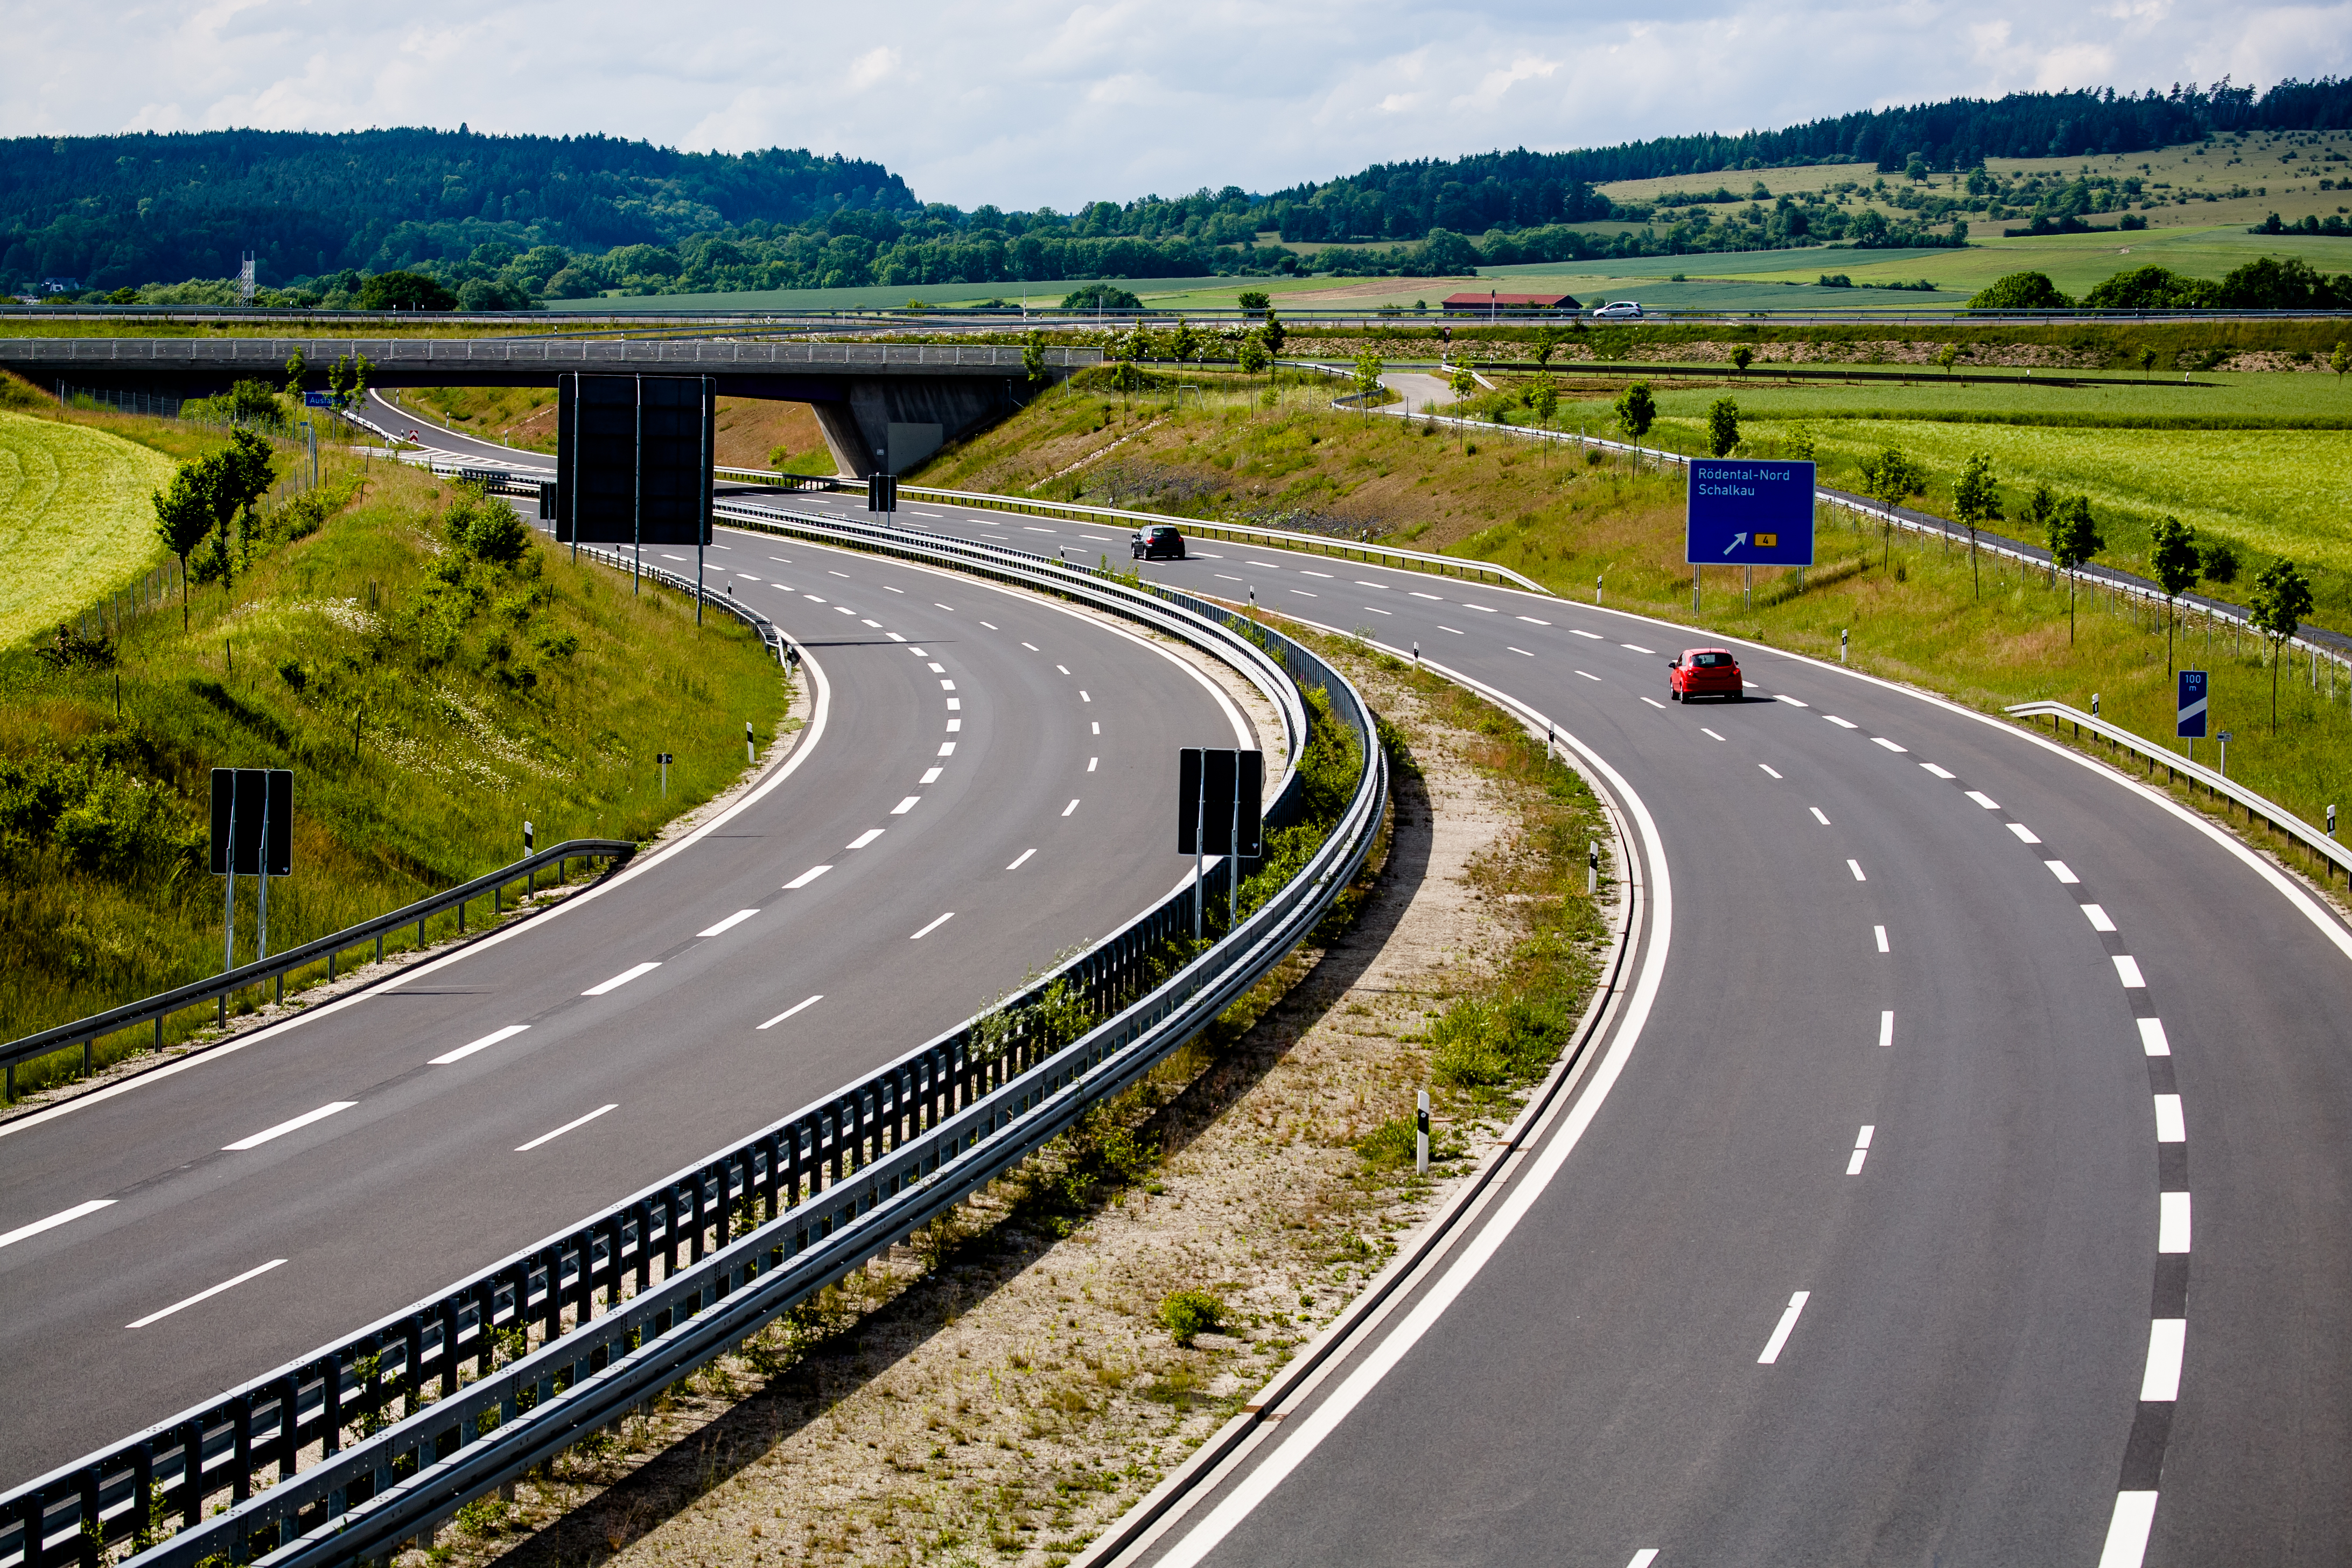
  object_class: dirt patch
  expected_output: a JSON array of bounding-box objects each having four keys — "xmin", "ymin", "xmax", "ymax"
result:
[
  {"xmin": 714, "ymin": 399, "xmax": 830, "ymax": 471},
  {"xmin": 419, "ymin": 640, "xmax": 1611, "ymax": 1568}
]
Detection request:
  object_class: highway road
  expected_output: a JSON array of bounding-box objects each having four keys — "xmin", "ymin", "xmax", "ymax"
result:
[
  {"xmin": 744, "ymin": 480, "xmax": 2352, "ymax": 1566},
  {"xmin": 0, "ymin": 522, "xmax": 1252, "ymax": 1486}
]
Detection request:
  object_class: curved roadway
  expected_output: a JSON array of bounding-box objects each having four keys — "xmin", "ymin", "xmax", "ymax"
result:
[
  {"xmin": 0, "ymin": 526, "xmax": 1249, "ymax": 1485},
  {"xmin": 753, "ymin": 481, "xmax": 2352, "ymax": 1566}
]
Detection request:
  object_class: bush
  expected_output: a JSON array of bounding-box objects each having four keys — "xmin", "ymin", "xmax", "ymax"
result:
[
  {"xmin": 1430, "ymin": 993, "xmax": 1575, "ymax": 1088},
  {"xmin": 1967, "ymin": 270, "xmax": 2072, "ymax": 311},
  {"xmin": 360, "ymin": 270, "xmax": 458, "ymax": 311},
  {"xmin": 1062, "ymin": 282, "xmax": 1142, "ymax": 312},
  {"xmin": 1159, "ymin": 1289, "xmax": 1225, "ymax": 1346},
  {"xmin": 1354, "ymin": 1117, "xmax": 1419, "ymax": 1169},
  {"xmin": 2200, "ymin": 540, "xmax": 2241, "ymax": 584}
]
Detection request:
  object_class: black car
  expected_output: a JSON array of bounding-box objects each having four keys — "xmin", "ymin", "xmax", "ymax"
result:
[{"xmin": 1132, "ymin": 524, "xmax": 1186, "ymax": 560}]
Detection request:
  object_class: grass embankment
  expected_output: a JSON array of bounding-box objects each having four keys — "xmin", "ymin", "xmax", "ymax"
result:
[
  {"xmin": 0, "ymin": 407, "xmax": 180, "ymax": 645},
  {"xmin": 387, "ymin": 388, "xmax": 838, "ymax": 473},
  {"xmin": 2, "ymin": 408, "xmax": 791, "ymax": 1093},
  {"xmin": 918, "ymin": 371, "xmax": 2352, "ymax": 855}
]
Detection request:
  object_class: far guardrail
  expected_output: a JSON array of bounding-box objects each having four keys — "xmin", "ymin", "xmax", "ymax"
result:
[
  {"xmin": 0, "ymin": 839, "xmax": 634, "ymax": 1103},
  {"xmin": 0, "ymin": 516, "xmax": 1380, "ymax": 1568},
  {"xmin": 2007, "ymin": 700, "xmax": 2351, "ymax": 886},
  {"xmin": 709, "ymin": 467, "xmax": 1553, "ymax": 594},
  {"xmin": 0, "ymin": 337, "xmax": 1103, "ymax": 378}
]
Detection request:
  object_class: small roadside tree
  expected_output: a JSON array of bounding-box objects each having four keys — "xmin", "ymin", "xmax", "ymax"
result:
[
  {"xmin": 152, "ymin": 460, "xmax": 219, "ymax": 628},
  {"xmin": 1935, "ymin": 344, "xmax": 1959, "ymax": 375},
  {"xmin": 1855, "ymin": 445, "xmax": 1926, "ymax": 567},
  {"xmin": 1530, "ymin": 374, "xmax": 1559, "ymax": 461},
  {"xmin": 2332, "ymin": 340, "xmax": 2350, "ymax": 378},
  {"xmin": 1023, "ymin": 330, "xmax": 1047, "ymax": 385},
  {"xmin": 1352, "ymin": 352, "xmax": 1384, "ymax": 417},
  {"xmin": 1729, "ymin": 345, "xmax": 1754, "ymax": 373},
  {"xmin": 1168, "ymin": 319, "xmax": 1199, "ymax": 367},
  {"xmin": 283, "ymin": 348, "xmax": 307, "ymax": 396},
  {"xmin": 2140, "ymin": 347, "xmax": 2160, "ymax": 381},
  {"xmin": 2021, "ymin": 482, "xmax": 2058, "ymax": 582},
  {"xmin": 1449, "ymin": 365, "xmax": 1478, "ymax": 450},
  {"xmin": 2249, "ymin": 558, "xmax": 2314, "ymax": 733},
  {"xmin": 1613, "ymin": 380, "xmax": 1656, "ymax": 444},
  {"xmin": 2147, "ymin": 514, "xmax": 2203, "ymax": 677},
  {"xmin": 2047, "ymin": 494, "xmax": 2104, "ymax": 643},
  {"xmin": 1259, "ymin": 309, "xmax": 1285, "ymax": 358},
  {"xmin": 1950, "ymin": 450, "xmax": 2003, "ymax": 601},
  {"xmin": 1534, "ymin": 326, "xmax": 1564, "ymax": 366},
  {"xmin": 1238, "ymin": 334, "xmax": 1271, "ymax": 409},
  {"xmin": 1706, "ymin": 396, "xmax": 1740, "ymax": 457}
]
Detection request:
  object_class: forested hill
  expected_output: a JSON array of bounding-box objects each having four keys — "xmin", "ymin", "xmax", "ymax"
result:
[
  {"xmin": 0, "ymin": 129, "xmax": 914, "ymax": 292},
  {"xmin": 4, "ymin": 79, "xmax": 2349, "ymax": 301},
  {"xmin": 1266, "ymin": 80, "xmax": 2352, "ymax": 242}
]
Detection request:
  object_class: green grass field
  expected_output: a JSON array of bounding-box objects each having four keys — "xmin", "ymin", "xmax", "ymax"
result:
[
  {"xmin": 1718, "ymin": 225, "xmax": 2352, "ymax": 297},
  {"xmin": 2, "ymin": 424, "xmax": 792, "ymax": 1093},
  {"xmin": 0, "ymin": 410, "xmax": 178, "ymax": 646}
]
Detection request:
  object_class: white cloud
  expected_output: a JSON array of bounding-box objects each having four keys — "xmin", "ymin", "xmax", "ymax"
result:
[{"xmin": 0, "ymin": 0, "xmax": 2343, "ymax": 208}]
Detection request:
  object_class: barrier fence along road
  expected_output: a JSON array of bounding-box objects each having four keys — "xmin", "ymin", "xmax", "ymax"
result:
[
  {"xmin": 0, "ymin": 839, "xmax": 635, "ymax": 1103},
  {"xmin": 0, "ymin": 514, "xmax": 1384, "ymax": 1568}
]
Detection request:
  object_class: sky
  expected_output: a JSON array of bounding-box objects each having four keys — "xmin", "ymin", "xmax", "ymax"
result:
[{"xmin": 3, "ymin": 0, "xmax": 2346, "ymax": 208}]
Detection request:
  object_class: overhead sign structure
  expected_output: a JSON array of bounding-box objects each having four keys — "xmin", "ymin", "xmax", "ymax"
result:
[
  {"xmin": 2177, "ymin": 669, "xmax": 2209, "ymax": 739},
  {"xmin": 1179, "ymin": 747, "xmax": 1265, "ymax": 939},
  {"xmin": 1686, "ymin": 459, "xmax": 1817, "ymax": 566}
]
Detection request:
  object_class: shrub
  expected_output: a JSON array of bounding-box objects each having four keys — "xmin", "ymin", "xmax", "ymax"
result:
[
  {"xmin": 1354, "ymin": 1117, "xmax": 1419, "ymax": 1169},
  {"xmin": 1159, "ymin": 1290, "xmax": 1225, "ymax": 1346}
]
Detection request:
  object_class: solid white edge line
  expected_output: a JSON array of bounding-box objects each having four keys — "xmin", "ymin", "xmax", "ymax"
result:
[
  {"xmin": 428, "ymin": 1024, "xmax": 530, "ymax": 1066},
  {"xmin": 0, "ymin": 1198, "xmax": 115, "ymax": 1250},
  {"xmin": 127, "ymin": 1258, "xmax": 287, "ymax": 1329},
  {"xmin": 515, "ymin": 1103, "xmax": 619, "ymax": 1153},
  {"xmin": 582, "ymin": 961, "xmax": 660, "ymax": 997},
  {"xmin": 1758, "ymin": 1290, "xmax": 1811, "ymax": 1363},
  {"xmin": 2098, "ymin": 1491, "xmax": 2161, "ymax": 1568},
  {"xmin": 697, "ymin": 909, "xmax": 760, "ymax": 937},
  {"xmin": 222, "ymin": 1100, "xmax": 357, "ymax": 1151},
  {"xmin": 0, "ymin": 640, "xmax": 837, "ymax": 1142},
  {"xmin": 757, "ymin": 995, "xmax": 824, "ymax": 1031},
  {"xmin": 1147, "ymin": 642, "xmax": 1672, "ymax": 1568}
]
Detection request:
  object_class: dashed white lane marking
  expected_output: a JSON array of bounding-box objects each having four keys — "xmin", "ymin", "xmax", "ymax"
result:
[
  {"xmin": 1508, "ymin": 646, "xmax": 1534, "ymax": 657},
  {"xmin": 1621, "ymin": 643, "xmax": 1653, "ymax": 653},
  {"xmin": 1355, "ymin": 580, "xmax": 1385, "ymax": 589},
  {"xmin": 1920, "ymin": 762, "xmax": 1956, "ymax": 779},
  {"xmin": 1825, "ymin": 715, "xmax": 1859, "ymax": 730},
  {"xmin": 1810, "ymin": 807, "xmax": 1831, "ymax": 825},
  {"xmin": 1081, "ymin": 690, "xmax": 1093, "ymax": 702},
  {"xmin": 2008, "ymin": 822, "xmax": 2044, "ymax": 844},
  {"xmin": 1627, "ymin": 1553, "xmax": 1661, "ymax": 1568},
  {"xmin": 883, "ymin": 586, "xmax": 902, "ymax": 593},
  {"xmin": 697, "ymin": 909, "xmax": 760, "ymax": 938},
  {"xmin": 1849, "ymin": 859, "xmax": 1867, "ymax": 881},
  {"xmin": 2154, "ymin": 1095, "xmax": 2186, "ymax": 1143},
  {"xmin": 430, "ymin": 1024, "xmax": 530, "ymax": 1065},
  {"xmin": 887, "ymin": 632, "xmax": 906, "ymax": 642},
  {"xmin": 516, "ymin": 1103, "xmax": 618, "ymax": 1153},
  {"xmin": 920, "ymin": 767, "xmax": 944, "ymax": 784},
  {"xmin": 834, "ymin": 606, "xmax": 855, "ymax": 617},
  {"xmin": 1062, "ymin": 799, "xmax": 1081, "ymax": 816},
  {"xmin": 1246, "ymin": 559, "xmax": 1283, "ymax": 569},
  {"xmin": 1640, "ymin": 696, "xmax": 1667, "ymax": 709},
  {"xmin": 757, "ymin": 995, "xmax": 823, "ymax": 1030},
  {"xmin": 1020, "ymin": 641, "xmax": 1039, "ymax": 650},
  {"xmin": 828, "ymin": 570, "xmax": 849, "ymax": 578},
  {"xmin": 947, "ymin": 698, "xmax": 962, "ymax": 711},
  {"xmin": 939, "ymin": 742, "xmax": 956, "ymax": 757},
  {"xmin": 786, "ymin": 864, "xmax": 835, "ymax": 887},
  {"xmin": 928, "ymin": 661, "xmax": 946, "ymax": 671},
  {"xmin": 1088, "ymin": 757, "xmax": 1099, "ymax": 772},
  {"xmin": 2138, "ymin": 1018, "xmax": 2172, "ymax": 1057},
  {"xmin": 1759, "ymin": 763, "xmax": 1782, "ymax": 779},
  {"xmin": 1847, "ymin": 1125, "xmax": 1875, "ymax": 1175},
  {"xmin": 1410, "ymin": 591, "xmax": 1441, "ymax": 600},
  {"xmin": 1518, "ymin": 615, "xmax": 1550, "ymax": 625},
  {"xmin": 892, "ymin": 796, "xmax": 921, "ymax": 815},
  {"xmin": 1006, "ymin": 848, "xmax": 1037, "ymax": 870},
  {"xmin": 1966, "ymin": 790, "xmax": 2001, "ymax": 809},
  {"xmin": 1879, "ymin": 1011, "xmax": 1894, "ymax": 1048},
  {"xmin": 2114, "ymin": 955, "xmax": 2147, "ymax": 988},
  {"xmin": 2083, "ymin": 903, "xmax": 2117, "ymax": 931},
  {"xmin": 1438, "ymin": 625, "xmax": 1464, "ymax": 635},
  {"xmin": 1777, "ymin": 695, "xmax": 1810, "ymax": 708},
  {"xmin": 860, "ymin": 618, "xmax": 881, "ymax": 628},
  {"xmin": 2158, "ymin": 1192, "xmax": 2192, "ymax": 1253},
  {"xmin": 1700, "ymin": 727, "xmax": 1726, "ymax": 741},
  {"xmin": 1758, "ymin": 1291, "xmax": 1811, "ymax": 1363},
  {"xmin": 1571, "ymin": 628, "xmax": 1603, "ymax": 640},
  {"xmin": 940, "ymin": 678, "xmax": 957, "ymax": 690},
  {"xmin": 803, "ymin": 594, "xmax": 825, "ymax": 603},
  {"xmin": 1057, "ymin": 664, "xmax": 1072, "ymax": 674},
  {"xmin": 2046, "ymin": 859, "xmax": 2081, "ymax": 884},
  {"xmin": 0, "ymin": 1199, "xmax": 115, "ymax": 1250},
  {"xmin": 1363, "ymin": 606, "xmax": 1392, "ymax": 614},
  {"xmin": 1576, "ymin": 670, "xmax": 1601, "ymax": 682},
  {"xmin": 127, "ymin": 1258, "xmax": 287, "ymax": 1329},
  {"xmin": 1300, "ymin": 570, "xmax": 1333, "ymax": 579},
  {"xmin": 1216, "ymin": 574, "xmax": 1244, "ymax": 582},
  {"xmin": 948, "ymin": 718, "xmax": 963, "ymax": 732},
  {"xmin": 661, "ymin": 553, "xmax": 687, "ymax": 561},
  {"xmin": 1872, "ymin": 736, "xmax": 1908, "ymax": 752},
  {"xmin": 1090, "ymin": 721, "xmax": 1100, "ymax": 734},
  {"xmin": 223, "ymin": 1101, "xmax": 358, "ymax": 1150},
  {"xmin": 2140, "ymin": 1319, "xmax": 2187, "ymax": 1401},
  {"xmin": 849, "ymin": 827, "xmax": 887, "ymax": 849},
  {"xmin": 1875, "ymin": 925, "xmax": 1889, "ymax": 952},
  {"xmin": 1291, "ymin": 590, "xmax": 1320, "ymax": 598},
  {"xmin": 910, "ymin": 912, "xmax": 955, "ymax": 939}
]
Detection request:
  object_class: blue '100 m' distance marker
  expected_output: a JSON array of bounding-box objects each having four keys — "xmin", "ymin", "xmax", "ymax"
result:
[{"xmin": 1686, "ymin": 459, "xmax": 1817, "ymax": 566}]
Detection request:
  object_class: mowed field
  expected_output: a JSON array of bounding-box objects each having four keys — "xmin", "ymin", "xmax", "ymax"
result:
[{"xmin": 0, "ymin": 409, "xmax": 177, "ymax": 645}]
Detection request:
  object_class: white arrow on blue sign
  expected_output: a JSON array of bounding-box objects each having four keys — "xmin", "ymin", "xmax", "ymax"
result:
[{"xmin": 2177, "ymin": 669, "xmax": 2209, "ymax": 739}]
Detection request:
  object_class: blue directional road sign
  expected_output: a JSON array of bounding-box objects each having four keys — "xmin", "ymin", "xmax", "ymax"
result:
[
  {"xmin": 2177, "ymin": 669, "xmax": 2209, "ymax": 738},
  {"xmin": 1686, "ymin": 459, "xmax": 1817, "ymax": 566}
]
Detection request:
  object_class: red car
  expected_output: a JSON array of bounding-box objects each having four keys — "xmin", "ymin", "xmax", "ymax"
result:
[{"xmin": 1668, "ymin": 647, "xmax": 1744, "ymax": 702}]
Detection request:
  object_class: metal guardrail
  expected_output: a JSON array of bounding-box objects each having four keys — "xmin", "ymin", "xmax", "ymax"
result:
[
  {"xmin": 0, "ymin": 519, "xmax": 1381, "ymax": 1568},
  {"xmin": 707, "ymin": 468, "xmax": 1553, "ymax": 595},
  {"xmin": 566, "ymin": 543, "xmax": 790, "ymax": 665},
  {"xmin": 0, "ymin": 338, "xmax": 1101, "ymax": 377},
  {"xmin": 0, "ymin": 841, "xmax": 634, "ymax": 1102},
  {"xmin": 2006, "ymin": 701, "xmax": 2351, "ymax": 883}
]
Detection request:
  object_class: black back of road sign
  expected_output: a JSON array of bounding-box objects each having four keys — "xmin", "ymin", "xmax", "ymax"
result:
[
  {"xmin": 554, "ymin": 374, "xmax": 713, "ymax": 545},
  {"xmin": 209, "ymin": 768, "xmax": 292, "ymax": 876},
  {"xmin": 1178, "ymin": 748, "xmax": 1264, "ymax": 857}
]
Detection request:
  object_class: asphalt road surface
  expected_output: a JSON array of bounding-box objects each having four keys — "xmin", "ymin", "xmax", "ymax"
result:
[
  {"xmin": 751, "ymin": 482, "xmax": 2352, "ymax": 1567},
  {"xmin": 0, "ymin": 525, "xmax": 1249, "ymax": 1487}
]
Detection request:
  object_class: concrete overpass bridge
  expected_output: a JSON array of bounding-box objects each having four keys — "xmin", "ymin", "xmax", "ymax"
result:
[{"xmin": 0, "ymin": 336, "xmax": 1102, "ymax": 475}]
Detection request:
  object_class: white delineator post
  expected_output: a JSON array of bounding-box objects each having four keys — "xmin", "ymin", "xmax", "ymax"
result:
[{"xmin": 1416, "ymin": 1089, "xmax": 1430, "ymax": 1175}]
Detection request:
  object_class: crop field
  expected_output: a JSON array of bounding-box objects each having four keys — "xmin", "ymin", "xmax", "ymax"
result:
[
  {"xmin": 1716, "ymin": 225, "xmax": 2352, "ymax": 298},
  {"xmin": 0, "ymin": 409, "xmax": 178, "ymax": 646},
  {"xmin": 1627, "ymin": 369, "xmax": 2352, "ymax": 426}
]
